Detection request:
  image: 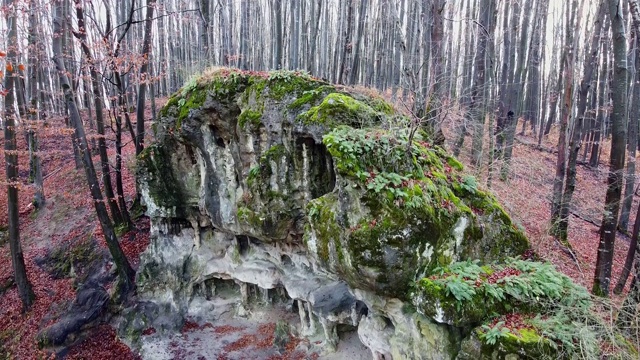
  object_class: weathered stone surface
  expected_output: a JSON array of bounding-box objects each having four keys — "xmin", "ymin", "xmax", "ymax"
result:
[
  {"xmin": 38, "ymin": 283, "xmax": 109, "ymax": 347},
  {"xmin": 132, "ymin": 68, "xmax": 535, "ymax": 359}
]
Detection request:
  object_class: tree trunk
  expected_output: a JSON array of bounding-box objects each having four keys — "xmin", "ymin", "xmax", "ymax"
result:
[
  {"xmin": 289, "ymin": 0, "xmax": 300, "ymax": 69},
  {"xmin": 239, "ymin": 0, "xmax": 249, "ymax": 70},
  {"xmin": 470, "ymin": 0, "xmax": 495, "ymax": 168},
  {"xmin": 307, "ymin": 0, "xmax": 322, "ymax": 74},
  {"xmin": 349, "ymin": 0, "xmax": 368, "ymax": 85},
  {"xmin": 4, "ymin": 0, "xmax": 35, "ymax": 311},
  {"xmin": 72, "ymin": 0, "xmax": 124, "ymax": 226},
  {"xmin": 274, "ymin": 0, "xmax": 283, "ymax": 70},
  {"xmin": 551, "ymin": 1, "xmax": 579, "ymax": 230},
  {"xmin": 338, "ymin": 0, "xmax": 355, "ymax": 84},
  {"xmin": 500, "ymin": 0, "xmax": 535, "ymax": 179},
  {"xmin": 590, "ymin": 34, "xmax": 610, "ymax": 167},
  {"xmin": 557, "ymin": 0, "xmax": 607, "ymax": 243},
  {"xmin": 200, "ymin": 0, "xmax": 210, "ymax": 59},
  {"xmin": 525, "ymin": 0, "xmax": 549, "ymax": 138},
  {"xmin": 495, "ymin": 0, "xmax": 514, "ymax": 162},
  {"xmin": 220, "ymin": 0, "xmax": 231, "ymax": 66},
  {"xmin": 53, "ymin": 0, "xmax": 135, "ymax": 294},
  {"xmin": 619, "ymin": 33, "xmax": 640, "ymax": 231},
  {"xmin": 614, "ymin": 198, "xmax": 640, "ymax": 294},
  {"xmin": 135, "ymin": 0, "xmax": 155, "ymax": 156},
  {"xmin": 425, "ymin": 0, "xmax": 446, "ymax": 145},
  {"xmin": 593, "ymin": 0, "xmax": 629, "ymax": 297},
  {"xmin": 27, "ymin": 5, "xmax": 45, "ymax": 208}
]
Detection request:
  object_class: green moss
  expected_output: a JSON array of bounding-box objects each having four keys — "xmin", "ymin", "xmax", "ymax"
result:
[
  {"xmin": 306, "ymin": 196, "xmax": 341, "ymax": 264},
  {"xmin": 413, "ymin": 259, "xmax": 592, "ymax": 329},
  {"xmin": 297, "ymin": 93, "xmax": 382, "ymax": 128},
  {"xmin": 265, "ymin": 70, "xmax": 324, "ymax": 100},
  {"xmin": 446, "ymin": 156, "xmax": 464, "ymax": 171},
  {"xmin": 512, "ymin": 328, "xmax": 541, "ymax": 343},
  {"xmin": 238, "ymin": 143, "xmax": 301, "ymax": 240},
  {"xmin": 237, "ymin": 206, "xmax": 262, "ymax": 228},
  {"xmin": 361, "ymin": 96, "xmax": 395, "ymax": 115},
  {"xmin": 307, "ymin": 125, "xmax": 530, "ymax": 298},
  {"xmin": 43, "ymin": 237, "xmax": 100, "ymax": 280},
  {"xmin": 137, "ymin": 144, "xmax": 186, "ymax": 215},
  {"xmin": 160, "ymin": 95, "xmax": 180, "ymax": 117},
  {"xmin": 238, "ymin": 109, "xmax": 262, "ymax": 129},
  {"xmin": 287, "ymin": 85, "xmax": 336, "ymax": 110},
  {"xmin": 176, "ymin": 89, "xmax": 207, "ymax": 126}
]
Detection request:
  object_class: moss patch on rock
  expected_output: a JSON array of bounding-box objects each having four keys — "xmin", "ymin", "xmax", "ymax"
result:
[
  {"xmin": 238, "ymin": 109, "xmax": 263, "ymax": 129},
  {"xmin": 413, "ymin": 259, "xmax": 590, "ymax": 327},
  {"xmin": 302, "ymin": 125, "xmax": 529, "ymax": 299},
  {"xmin": 137, "ymin": 143, "xmax": 187, "ymax": 217},
  {"xmin": 412, "ymin": 258, "xmax": 605, "ymax": 358},
  {"xmin": 297, "ymin": 93, "xmax": 385, "ymax": 128},
  {"xmin": 239, "ymin": 144, "xmax": 301, "ymax": 240}
]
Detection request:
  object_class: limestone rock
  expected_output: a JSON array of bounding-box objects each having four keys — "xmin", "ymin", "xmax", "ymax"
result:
[{"xmin": 133, "ymin": 68, "xmax": 535, "ymax": 359}]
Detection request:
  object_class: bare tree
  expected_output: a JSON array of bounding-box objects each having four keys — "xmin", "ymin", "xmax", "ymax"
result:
[
  {"xmin": 135, "ymin": 0, "xmax": 155, "ymax": 156},
  {"xmin": 556, "ymin": 1, "xmax": 607, "ymax": 244},
  {"xmin": 593, "ymin": 0, "xmax": 629, "ymax": 297},
  {"xmin": 3, "ymin": 0, "xmax": 35, "ymax": 312},
  {"xmin": 52, "ymin": 0, "xmax": 136, "ymax": 295}
]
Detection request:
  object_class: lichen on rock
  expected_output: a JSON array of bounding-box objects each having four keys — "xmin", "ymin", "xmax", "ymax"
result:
[{"xmin": 132, "ymin": 68, "xmax": 592, "ymax": 359}]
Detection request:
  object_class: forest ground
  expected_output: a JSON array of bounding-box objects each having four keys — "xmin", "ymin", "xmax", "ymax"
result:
[{"xmin": 0, "ymin": 97, "xmax": 636, "ymax": 358}]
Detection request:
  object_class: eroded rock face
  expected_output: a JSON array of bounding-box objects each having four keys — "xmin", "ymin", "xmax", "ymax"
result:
[{"xmin": 132, "ymin": 69, "xmax": 531, "ymax": 359}]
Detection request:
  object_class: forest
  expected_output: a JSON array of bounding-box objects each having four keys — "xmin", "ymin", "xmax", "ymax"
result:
[{"xmin": 2, "ymin": 0, "xmax": 640, "ymax": 358}]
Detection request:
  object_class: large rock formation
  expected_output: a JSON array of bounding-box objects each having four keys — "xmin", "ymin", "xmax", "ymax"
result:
[{"xmin": 130, "ymin": 68, "xmax": 590, "ymax": 359}]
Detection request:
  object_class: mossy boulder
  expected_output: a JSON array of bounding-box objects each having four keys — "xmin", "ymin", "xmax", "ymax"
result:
[
  {"xmin": 138, "ymin": 67, "xmax": 528, "ymax": 295},
  {"xmin": 137, "ymin": 67, "xmax": 555, "ymax": 358}
]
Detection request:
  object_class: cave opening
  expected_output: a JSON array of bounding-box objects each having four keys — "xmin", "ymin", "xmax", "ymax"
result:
[{"xmin": 295, "ymin": 137, "xmax": 336, "ymax": 199}]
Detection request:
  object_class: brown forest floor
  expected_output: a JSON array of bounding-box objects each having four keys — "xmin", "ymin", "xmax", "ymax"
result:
[{"xmin": 0, "ymin": 96, "xmax": 637, "ymax": 358}]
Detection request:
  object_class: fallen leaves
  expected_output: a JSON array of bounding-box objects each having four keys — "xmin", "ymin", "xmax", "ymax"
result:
[
  {"xmin": 0, "ymin": 105, "xmax": 158, "ymax": 358},
  {"xmin": 64, "ymin": 325, "xmax": 141, "ymax": 360}
]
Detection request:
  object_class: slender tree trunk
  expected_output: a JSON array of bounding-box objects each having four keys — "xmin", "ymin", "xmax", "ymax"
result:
[
  {"xmin": 135, "ymin": 0, "xmax": 155, "ymax": 156},
  {"xmin": 4, "ymin": 0, "xmax": 35, "ymax": 311},
  {"xmin": 557, "ymin": 1, "xmax": 607, "ymax": 243},
  {"xmin": 149, "ymin": 60, "xmax": 157, "ymax": 121},
  {"xmin": 73, "ymin": 0, "xmax": 124, "ymax": 226},
  {"xmin": 470, "ymin": 0, "xmax": 495, "ymax": 168},
  {"xmin": 200, "ymin": 0, "xmax": 210, "ymax": 59},
  {"xmin": 453, "ymin": 0, "xmax": 478, "ymax": 157},
  {"xmin": 551, "ymin": 1, "xmax": 579, "ymax": 230},
  {"xmin": 27, "ymin": 5, "xmax": 45, "ymax": 208},
  {"xmin": 425, "ymin": 0, "xmax": 446, "ymax": 145},
  {"xmin": 495, "ymin": 0, "xmax": 513, "ymax": 162},
  {"xmin": 274, "ymin": 0, "xmax": 283, "ymax": 70},
  {"xmin": 289, "ymin": 0, "xmax": 300, "ymax": 69},
  {"xmin": 349, "ymin": 0, "xmax": 368, "ymax": 85},
  {"xmin": 239, "ymin": 0, "xmax": 249, "ymax": 70},
  {"xmin": 338, "ymin": 0, "xmax": 355, "ymax": 84},
  {"xmin": 307, "ymin": 0, "xmax": 322, "ymax": 74},
  {"xmin": 525, "ymin": 0, "xmax": 549, "ymax": 138},
  {"xmin": 614, "ymin": 198, "xmax": 640, "ymax": 294},
  {"xmin": 619, "ymin": 33, "xmax": 640, "ymax": 231},
  {"xmin": 593, "ymin": 0, "xmax": 629, "ymax": 297},
  {"xmin": 52, "ymin": 0, "xmax": 135, "ymax": 294},
  {"xmin": 590, "ymin": 35, "xmax": 610, "ymax": 167},
  {"xmin": 501, "ymin": 0, "xmax": 535, "ymax": 179}
]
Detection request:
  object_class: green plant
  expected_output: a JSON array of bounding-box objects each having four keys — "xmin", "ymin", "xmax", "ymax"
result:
[
  {"xmin": 481, "ymin": 321, "xmax": 511, "ymax": 345},
  {"xmin": 413, "ymin": 258, "xmax": 640, "ymax": 359},
  {"xmin": 180, "ymin": 76, "xmax": 198, "ymax": 97}
]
